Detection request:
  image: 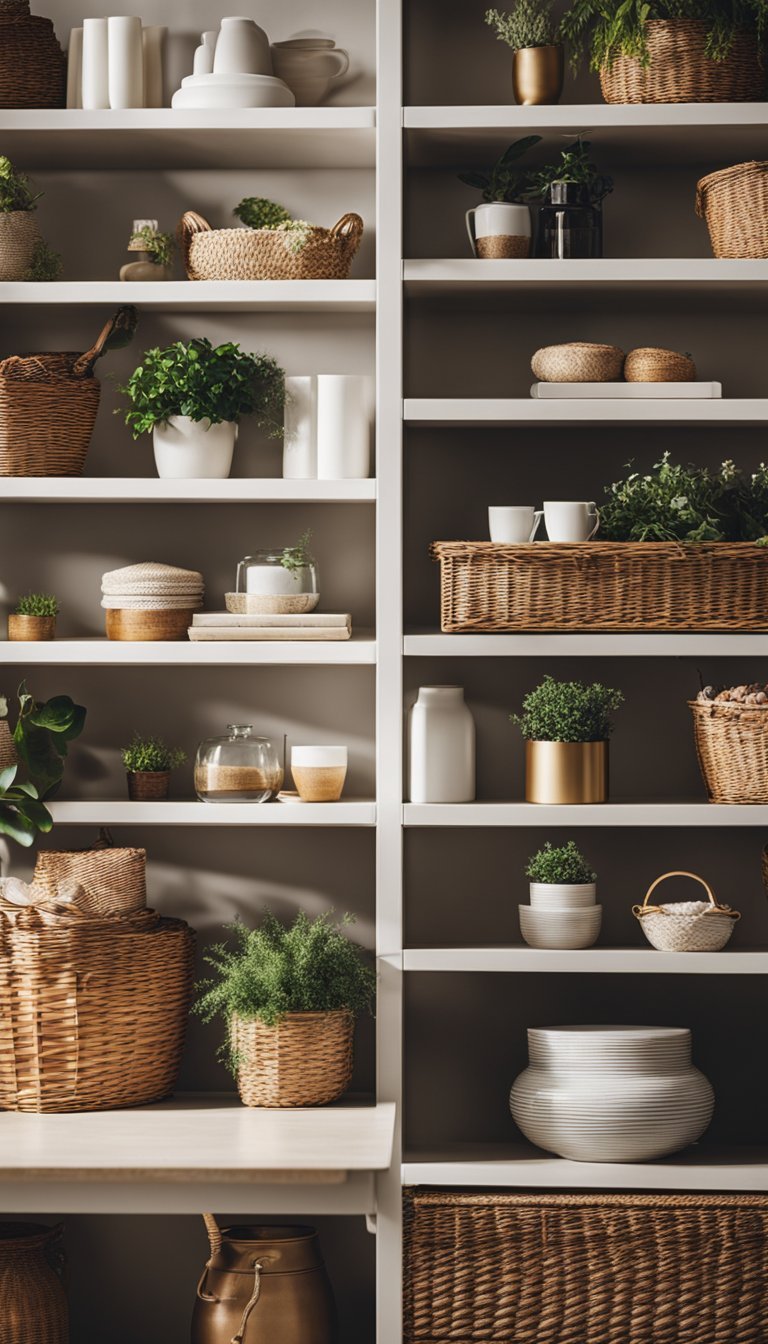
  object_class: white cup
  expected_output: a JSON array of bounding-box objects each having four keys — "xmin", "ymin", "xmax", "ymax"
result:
[
  {"xmin": 291, "ymin": 745, "xmax": 348, "ymax": 802},
  {"xmin": 489, "ymin": 506, "xmax": 542, "ymax": 543},
  {"xmin": 543, "ymin": 501, "xmax": 600, "ymax": 542}
]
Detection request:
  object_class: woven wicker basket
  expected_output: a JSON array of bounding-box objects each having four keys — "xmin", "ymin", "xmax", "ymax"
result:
[
  {"xmin": 431, "ymin": 541, "xmax": 768, "ymax": 632},
  {"xmin": 625, "ymin": 347, "xmax": 697, "ymax": 381},
  {"xmin": 0, "ymin": 1222, "xmax": 68, "ymax": 1344},
  {"xmin": 404, "ymin": 1190, "xmax": 768, "ymax": 1344},
  {"xmin": 633, "ymin": 870, "xmax": 739, "ymax": 951},
  {"xmin": 531, "ymin": 342, "xmax": 624, "ymax": 382},
  {"xmin": 690, "ymin": 698, "xmax": 768, "ymax": 803},
  {"xmin": 0, "ymin": 901, "xmax": 194, "ymax": 1112},
  {"xmin": 180, "ymin": 211, "xmax": 364, "ymax": 282},
  {"xmin": 0, "ymin": 352, "xmax": 100, "ymax": 477},
  {"xmin": 232, "ymin": 1009, "xmax": 353, "ymax": 1107},
  {"xmin": 600, "ymin": 20, "xmax": 764, "ymax": 103},
  {"xmin": 0, "ymin": 0, "xmax": 65, "ymax": 108},
  {"xmin": 0, "ymin": 721, "xmax": 17, "ymax": 769},
  {"xmin": 0, "ymin": 211, "xmax": 40, "ymax": 281},
  {"xmin": 33, "ymin": 840, "xmax": 147, "ymax": 918},
  {"xmin": 696, "ymin": 160, "xmax": 768, "ymax": 258}
]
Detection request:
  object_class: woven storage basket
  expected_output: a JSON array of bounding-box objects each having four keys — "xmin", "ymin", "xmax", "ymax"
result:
[
  {"xmin": 531, "ymin": 342, "xmax": 624, "ymax": 382},
  {"xmin": 633, "ymin": 870, "xmax": 739, "ymax": 951},
  {"xmin": 696, "ymin": 160, "xmax": 768, "ymax": 258},
  {"xmin": 625, "ymin": 346, "xmax": 697, "ymax": 381},
  {"xmin": 431, "ymin": 541, "xmax": 768, "ymax": 632},
  {"xmin": 0, "ymin": 353, "xmax": 100, "ymax": 477},
  {"xmin": 180, "ymin": 210, "xmax": 364, "ymax": 281},
  {"xmin": 600, "ymin": 20, "xmax": 764, "ymax": 103},
  {"xmin": 0, "ymin": 0, "xmax": 66, "ymax": 109},
  {"xmin": 404, "ymin": 1190, "xmax": 768, "ymax": 1344},
  {"xmin": 0, "ymin": 212, "xmax": 40, "ymax": 281},
  {"xmin": 33, "ymin": 840, "xmax": 146, "ymax": 918},
  {"xmin": 232, "ymin": 1009, "xmax": 353, "ymax": 1107},
  {"xmin": 0, "ymin": 901, "xmax": 194, "ymax": 1112},
  {"xmin": 0, "ymin": 1222, "xmax": 68, "ymax": 1344},
  {"xmin": 690, "ymin": 698, "xmax": 768, "ymax": 803}
]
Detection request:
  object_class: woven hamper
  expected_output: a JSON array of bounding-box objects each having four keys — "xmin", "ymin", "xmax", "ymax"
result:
[
  {"xmin": 0, "ymin": 0, "xmax": 66, "ymax": 109},
  {"xmin": 696, "ymin": 160, "xmax": 768, "ymax": 258},
  {"xmin": 403, "ymin": 1189, "xmax": 768, "ymax": 1344},
  {"xmin": 232, "ymin": 1009, "xmax": 354, "ymax": 1107},
  {"xmin": 690, "ymin": 699, "xmax": 768, "ymax": 803},
  {"xmin": 180, "ymin": 210, "xmax": 364, "ymax": 281},
  {"xmin": 431, "ymin": 541, "xmax": 768, "ymax": 632},
  {"xmin": 33, "ymin": 842, "xmax": 147, "ymax": 917},
  {"xmin": 0, "ymin": 353, "xmax": 100, "ymax": 476},
  {"xmin": 600, "ymin": 20, "xmax": 765, "ymax": 103}
]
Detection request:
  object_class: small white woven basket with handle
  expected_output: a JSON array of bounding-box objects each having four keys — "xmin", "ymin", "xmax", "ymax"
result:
[{"xmin": 633, "ymin": 870, "xmax": 740, "ymax": 952}]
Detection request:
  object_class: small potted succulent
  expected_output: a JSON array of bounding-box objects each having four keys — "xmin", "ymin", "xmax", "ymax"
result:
[
  {"xmin": 121, "ymin": 733, "xmax": 187, "ymax": 801},
  {"xmin": 121, "ymin": 337, "xmax": 286, "ymax": 480},
  {"xmin": 7, "ymin": 593, "xmax": 59, "ymax": 642},
  {"xmin": 485, "ymin": 1, "xmax": 564, "ymax": 105},
  {"xmin": 194, "ymin": 910, "xmax": 376, "ymax": 1108},
  {"xmin": 527, "ymin": 138, "xmax": 613, "ymax": 258},
  {"xmin": 459, "ymin": 135, "xmax": 541, "ymax": 259},
  {"xmin": 511, "ymin": 675, "xmax": 624, "ymax": 803}
]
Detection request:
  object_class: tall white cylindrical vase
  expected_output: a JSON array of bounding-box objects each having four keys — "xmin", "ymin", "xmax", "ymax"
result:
[
  {"xmin": 283, "ymin": 375, "xmax": 317, "ymax": 479},
  {"xmin": 108, "ymin": 16, "xmax": 145, "ymax": 109},
  {"xmin": 407, "ymin": 686, "xmax": 476, "ymax": 803},
  {"xmin": 142, "ymin": 25, "xmax": 167, "ymax": 108},
  {"xmin": 316, "ymin": 374, "xmax": 373, "ymax": 479},
  {"xmin": 81, "ymin": 17, "xmax": 109, "ymax": 110},
  {"xmin": 66, "ymin": 28, "xmax": 83, "ymax": 108}
]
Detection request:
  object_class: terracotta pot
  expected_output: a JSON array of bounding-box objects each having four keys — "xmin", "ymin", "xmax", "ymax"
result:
[
  {"xmin": 126, "ymin": 770, "xmax": 171, "ymax": 801},
  {"xmin": 7, "ymin": 613, "xmax": 56, "ymax": 641},
  {"xmin": 525, "ymin": 740, "xmax": 608, "ymax": 804},
  {"xmin": 0, "ymin": 1222, "xmax": 68, "ymax": 1343},
  {"xmin": 512, "ymin": 44, "xmax": 564, "ymax": 105}
]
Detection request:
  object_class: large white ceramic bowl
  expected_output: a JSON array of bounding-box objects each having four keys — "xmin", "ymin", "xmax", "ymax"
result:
[
  {"xmin": 519, "ymin": 904, "xmax": 602, "ymax": 950},
  {"xmin": 529, "ymin": 882, "xmax": 597, "ymax": 909}
]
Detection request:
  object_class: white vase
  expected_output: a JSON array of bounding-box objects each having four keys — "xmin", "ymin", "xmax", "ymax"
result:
[
  {"xmin": 142, "ymin": 25, "xmax": 167, "ymax": 108},
  {"xmin": 66, "ymin": 28, "xmax": 83, "ymax": 108},
  {"xmin": 316, "ymin": 374, "xmax": 373, "ymax": 479},
  {"xmin": 108, "ymin": 16, "xmax": 144, "ymax": 109},
  {"xmin": 81, "ymin": 17, "xmax": 109, "ymax": 110},
  {"xmin": 152, "ymin": 417, "xmax": 238, "ymax": 479},
  {"xmin": 213, "ymin": 18, "xmax": 273, "ymax": 76},
  {"xmin": 283, "ymin": 375, "xmax": 317, "ymax": 479},
  {"xmin": 193, "ymin": 31, "xmax": 218, "ymax": 75},
  {"xmin": 407, "ymin": 686, "xmax": 476, "ymax": 803},
  {"xmin": 466, "ymin": 202, "xmax": 531, "ymax": 259}
]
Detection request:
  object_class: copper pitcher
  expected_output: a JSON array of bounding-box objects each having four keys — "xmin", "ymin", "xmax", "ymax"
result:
[
  {"xmin": 191, "ymin": 1216, "xmax": 337, "ymax": 1344},
  {"xmin": 0, "ymin": 1222, "xmax": 68, "ymax": 1344}
]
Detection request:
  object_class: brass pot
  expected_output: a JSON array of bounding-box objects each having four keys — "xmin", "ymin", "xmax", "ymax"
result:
[
  {"xmin": 512, "ymin": 44, "xmax": 564, "ymax": 105},
  {"xmin": 192, "ymin": 1218, "xmax": 337, "ymax": 1344},
  {"xmin": 0, "ymin": 1222, "xmax": 68, "ymax": 1344},
  {"xmin": 525, "ymin": 740, "xmax": 608, "ymax": 804},
  {"xmin": 7, "ymin": 613, "xmax": 56, "ymax": 641}
]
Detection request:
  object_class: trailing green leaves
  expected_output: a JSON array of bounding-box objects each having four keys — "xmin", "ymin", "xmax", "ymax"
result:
[
  {"xmin": 12, "ymin": 684, "xmax": 87, "ymax": 802},
  {"xmin": 598, "ymin": 453, "xmax": 768, "ymax": 543}
]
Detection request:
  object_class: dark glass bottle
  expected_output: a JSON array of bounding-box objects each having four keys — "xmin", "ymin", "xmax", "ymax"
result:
[{"xmin": 535, "ymin": 181, "xmax": 603, "ymax": 259}]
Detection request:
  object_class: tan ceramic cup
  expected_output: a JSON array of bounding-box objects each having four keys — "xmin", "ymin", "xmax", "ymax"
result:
[{"xmin": 291, "ymin": 745, "xmax": 348, "ymax": 802}]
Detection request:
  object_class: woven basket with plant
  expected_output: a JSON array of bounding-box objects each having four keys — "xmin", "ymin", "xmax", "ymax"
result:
[{"xmin": 180, "ymin": 196, "xmax": 364, "ymax": 282}]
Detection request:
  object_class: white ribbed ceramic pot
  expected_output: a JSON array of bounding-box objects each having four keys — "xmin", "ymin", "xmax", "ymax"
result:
[
  {"xmin": 509, "ymin": 1026, "xmax": 714, "ymax": 1162},
  {"xmin": 529, "ymin": 882, "xmax": 596, "ymax": 909}
]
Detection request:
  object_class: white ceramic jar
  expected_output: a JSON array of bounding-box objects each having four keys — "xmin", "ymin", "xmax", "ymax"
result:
[
  {"xmin": 152, "ymin": 417, "xmax": 237, "ymax": 479},
  {"xmin": 466, "ymin": 202, "xmax": 531, "ymax": 259},
  {"xmin": 509, "ymin": 1026, "xmax": 715, "ymax": 1162},
  {"xmin": 407, "ymin": 686, "xmax": 476, "ymax": 803},
  {"xmin": 212, "ymin": 17, "xmax": 272, "ymax": 76},
  {"xmin": 316, "ymin": 375, "xmax": 373, "ymax": 479},
  {"xmin": 108, "ymin": 16, "xmax": 144, "ymax": 109}
]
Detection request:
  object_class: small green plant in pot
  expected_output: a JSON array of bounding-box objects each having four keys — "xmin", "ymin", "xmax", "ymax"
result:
[
  {"xmin": 0, "ymin": 683, "xmax": 86, "ymax": 846},
  {"xmin": 7, "ymin": 593, "xmax": 59, "ymax": 642},
  {"xmin": 459, "ymin": 135, "xmax": 542, "ymax": 259},
  {"xmin": 120, "ymin": 222, "xmax": 175, "ymax": 282},
  {"xmin": 485, "ymin": 2, "xmax": 564, "ymax": 105},
  {"xmin": 194, "ymin": 910, "xmax": 376, "ymax": 1107},
  {"xmin": 528, "ymin": 138, "xmax": 613, "ymax": 258},
  {"xmin": 521, "ymin": 840, "xmax": 601, "ymax": 948},
  {"xmin": 121, "ymin": 337, "xmax": 286, "ymax": 481},
  {"xmin": 0, "ymin": 156, "xmax": 43, "ymax": 282},
  {"xmin": 512, "ymin": 675, "xmax": 624, "ymax": 803},
  {"xmin": 121, "ymin": 733, "xmax": 187, "ymax": 802}
]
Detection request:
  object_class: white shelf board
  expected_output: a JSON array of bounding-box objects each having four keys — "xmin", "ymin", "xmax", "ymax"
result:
[
  {"xmin": 403, "ymin": 258, "xmax": 768, "ymax": 297},
  {"xmin": 402, "ymin": 1143, "xmax": 768, "ymax": 1192},
  {"xmin": 0, "ymin": 478, "xmax": 376, "ymax": 504},
  {"xmin": 48, "ymin": 800, "xmax": 376, "ymax": 826},
  {"xmin": 0, "ymin": 280, "xmax": 376, "ymax": 313},
  {"xmin": 404, "ymin": 633, "xmax": 768, "ymax": 657},
  {"xmin": 0, "ymin": 636, "xmax": 376, "ymax": 666},
  {"xmin": 0, "ymin": 1096, "xmax": 395, "ymax": 1216},
  {"xmin": 403, "ymin": 947, "xmax": 768, "ymax": 974},
  {"xmin": 0, "ymin": 108, "xmax": 376, "ymax": 170},
  {"xmin": 403, "ymin": 802, "xmax": 767, "ymax": 827},
  {"xmin": 404, "ymin": 398, "xmax": 768, "ymax": 426}
]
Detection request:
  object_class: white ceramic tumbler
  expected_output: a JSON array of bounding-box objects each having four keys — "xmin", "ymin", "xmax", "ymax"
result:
[
  {"xmin": 66, "ymin": 28, "xmax": 83, "ymax": 108},
  {"xmin": 108, "ymin": 16, "xmax": 144, "ymax": 109},
  {"xmin": 283, "ymin": 376, "xmax": 318, "ymax": 480},
  {"xmin": 408, "ymin": 686, "xmax": 476, "ymax": 803},
  {"xmin": 316, "ymin": 374, "xmax": 373, "ymax": 479},
  {"xmin": 142, "ymin": 26, "xmax": 167, "ymax": 108},
  {"xmin": 81, "ymin": 17, "xmax": 109, "ymax": 110}
]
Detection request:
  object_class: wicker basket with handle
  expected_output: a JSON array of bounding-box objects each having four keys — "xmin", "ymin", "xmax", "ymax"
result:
[
  {"xmin": 633, "ymin": 870, "xmax": 739, "ymax": 951},
  {"xmin": 431, "ymin": 541, "xmax": 768, "ymax": 632},
  {"xmin": 232, "ymin": 1009, "xmax": 354, "ymax": 1107},
  {"xmin": 404, "ymin": 1189, "xmax": 768, "ymax": 1343},
  {"xmin": 180, "ymin": 210, "xmax": 364, "ymax": 281},
  {"xmin": 32, "ymin": 832, "xmax": 147, "ymax": 918},
  {"xmin": 690, "ymin": 697, "xmax": 768, "ymax": 803},
  {"xmin": 696, "ymin": 160, "xmax": 768, "ymax": 258},
  {"xmin": 600, "ymin": 20, "xmax": 764, "ymax": 103}
]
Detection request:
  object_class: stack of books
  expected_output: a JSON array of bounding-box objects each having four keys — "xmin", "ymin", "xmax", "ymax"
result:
[{"xmin": 188, "ymin": 613, "xmax": 352, "ymax": 641}]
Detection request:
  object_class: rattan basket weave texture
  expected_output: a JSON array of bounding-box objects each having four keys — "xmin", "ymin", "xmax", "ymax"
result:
[
  {"xmin": 0, "ymin": 352, "xmax": 100, "ymax": 477},
  {"xmin": 403, "ymin": 1189, "xmax": 768, "ymax": 1344},
  {"xmin": 0, "ymin": 1223, "xmax": 68, "ymax": 1344},
  {"xmin": 0, "ymin": 212, "xmax": 40, "ymax": 281},
  {"xmin": 431, "ymin": 541, "xmax": 768, "ymax": 632},
  {"xmin": 625, "ymin": 347, "xmax": 697, "ymax": 381},
  {"xmin": 232, "ymin": 1009, "xmax": 354, "ymax": 1107},
  {"xmin": 181, "ymin": 210, "xmax": 364, "ymax": 281},
  {"xmin": 531, "ymin": 342, "xmax": 624, "ymax": 382},
  {"xmin": 690, "ymin": 699, "xmax": 768, "ymax": 803},
  {"xmin": 33, "ymin": 844, "xmax": 147, "ymax": 918},
  {"xmin": 600, "ymin": 20, "xmax": 764, "ymax": 103},
  {"xmin": 0, "ymin": 0, "xmax": 65, "ymax": 108},
  {"xmin": 696, "ymin": 160, "xmax": 768, "ymax": 258}
]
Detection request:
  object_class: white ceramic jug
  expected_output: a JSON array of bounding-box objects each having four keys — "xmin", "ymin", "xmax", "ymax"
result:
[
  {"xmin": 408, "ymin": 686, "xmax": 476, "ymax": 803},
  {"xmin": 466, "ymin": 202, "xmax": 531, "ymax": 259}
]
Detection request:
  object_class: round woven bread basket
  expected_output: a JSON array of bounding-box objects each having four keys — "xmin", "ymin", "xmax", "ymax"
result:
[
  {"xmin": 625, "ymin": 347, "xmax": 697, "ymax": 382},
  {"xmin": 690, "ymin": 698, "xmax": 768, "ymax": 803},
  {"xmin": 531, "ymin": 342, "xmax": 625, "ymax": 383},
  {"xmin": 0, "ymin": 0, "xmax": 66, "ymax": 108},
  {"xmin": 600, "ymin": 20, "xmax": 764, "ymax": 103},
  {"xmin": 633, "ymin": 871, "xmax": 739, "ymax": 952},
  {"xmin": 696, "ymin": 160, "xmax": 768, "ymax": 258},
  {"xmin": 232, "ymin": 1009, "xmax": 354, "ymax": 1107},
  {"xmin": 0, "ymin": 353, "xmax": 100, "ymax": 477},
  {"xmin": 180, "ymin": 210, "xmax": 364, "ymax": 281},
  {"xmin": 0, "ymin": 211, "xmax": 40, "ymax": 281},
  {"xmin": 33, "ymin": 839, "xmax": 147, "ymax": 917}
]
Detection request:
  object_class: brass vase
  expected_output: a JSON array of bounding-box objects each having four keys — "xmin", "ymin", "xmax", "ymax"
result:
[
  {"xmin": 525, "ymin": 740, "xmax": 608, "ymax": 804},
  {"xmin": 512, "ymin": 44, "xmax": 564, "ymax": 105}
]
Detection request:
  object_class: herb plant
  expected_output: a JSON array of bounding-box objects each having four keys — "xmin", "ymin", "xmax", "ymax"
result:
[
  {"xmin": 485, "ymin": 0, "xmax": 557, "ymax": 49},
  {"xmin": 0, "ymin": 156, "xmax": 40, "ymax": 213},
  {"xmin": 121, "ymin": 734, "xmax": 186, "ymax": 773},
  {"xmin": 14, "ymin": 593, "xmax": 59, "ymax": 617},
  {"xmin": 599, "ymin": 453, "xmax": 734, "ymax": 542},
  {"xmin": 526, "ymin": 840, "xmax": 596, "ymax": 884},
  {"xmin": 234, "ymin": 197, "xmax": 293, "ymax": 230},
  {"xmin": 559, "ymin": 0, "xmax": 768, "ymax": 72},
  {"xmin": 729, "ymin": 461, "xmax": 768, "ymax": 542},
  {"xmin": 528, "ymin": 137, "xmax": 613, "ymax": 205},
  {"xmin": 459, "ymin": 135, "xmax": 542, "ymax": 203},
  {"xmin": 129, "ymin": 224, "xmax": 174, "ymax": 270},
  {"xmin": 25, "ymin": 239, "xmax": 62, "ymax": 281},
  {"xmin": 512, "ymin": 675, "xmax": 624, "ymax": 742},
  {"xmin": 281, "ymin": 529, "xmax": 313, "ymax": 574},
  {"xmin": 121, "ymin": 338, "xmax": 286, "ymax": 438}
]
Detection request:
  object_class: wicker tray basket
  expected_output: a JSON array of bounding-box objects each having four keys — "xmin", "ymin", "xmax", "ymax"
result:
[
  {"xmin": 696, "ymin": 160, "xmax": 768, "ymax": 258},
  {"xmin": 404, "ymin": 1189, "xmax": 768, "ymax": 1344},
  {"xmin": 33, "ymin": 839, "xmax": 147, "ymax": 918},
  {"xmin": 0, "ymin": 352, "xmax": 100, "ymax": 477},
  {"xmin": 600, "ymin": 20, "xmax": 764, "ymax": 103},
  {"xmin": 180, "ymin": 210, "xmax": 364, "ymax": 281},
  {"xmin": 431, "ymin": 541, "xmax": 768, "ymax": 632},
  {"xmin": 690, "ymin": 698, "xmax": 768, "ymax": 803},
  {"xmin": 232, "ymin": 1009, "xmax": 353, "ymax": 1107}
]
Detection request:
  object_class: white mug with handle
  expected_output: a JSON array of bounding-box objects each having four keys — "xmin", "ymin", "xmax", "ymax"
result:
[
  {"xmin": 543, "ymin": 501, "xmax": 600, "ymax": 542},
  {"xmin": 489, "ymin": 506, "xmax": 543, "ymax": 543}
]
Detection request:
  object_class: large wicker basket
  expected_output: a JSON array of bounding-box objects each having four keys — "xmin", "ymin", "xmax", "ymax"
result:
[
  {"xmin": 0, "ymin": 352, "xmax": 100, "ymax": 476},
  {"xmin": 232, "ymin": 1009, "xmax": 354, "ymax": 1107},
  {"xmin": 696, "ymin": 160, "xmax": 768, "ymax": 258},
  {"xmin": 690, "ymin": 698, "xmax": 768, "ymax": 803},
  {"xmin": 404, "ymin": 1189, "xmax": 768, "ymax": 1344},
  {"xmin": 0, "ymin": 0, "xmax": 65, "ymax": 108},
  {"xmin": 180, "ymin": 210, "xmax": 364, "ymax": 282},
  {"xmin": 431, "ymin": 541, "xmax": 768, "ymax": 632},
  {"xmin": 600, "ymin": 20, "xmax": 764, "ymax": 103}
]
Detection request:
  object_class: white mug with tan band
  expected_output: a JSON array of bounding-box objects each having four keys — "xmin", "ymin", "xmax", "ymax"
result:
[
  {"xmin": 543, "ymin": 501, "xmax": 600, "ymax": 542},
  {"xmin": 291, "ymin": 745, "xmax": 347, "ymax": 802},
  {"xmin": 465, "ymin": 202, "xmax": 531, "ymax": 259}
]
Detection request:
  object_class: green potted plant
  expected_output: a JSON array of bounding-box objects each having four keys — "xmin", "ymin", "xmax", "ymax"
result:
[
  {"xmin": 520, "ymin": 839, "xmax": 601, "ymax": 948},
  {"xmin": 599, "ymin": 453, "xmax": 734, "ymax": 541},
  {"xmin": 485, "ymin": 2, "xmax": 564, "ymax": 105},
  {"xmin": 7, "ymin": 593, "xmax": 59, "ymax": 642},
  {"xmin": 120, "ymin": 733, "xmax": 187, "ymax": 801},
  {"xmin": 458, "ymin": 135, "xmax": 542, "ymax": 259},
  {"xmin": 120, "ymin": 221, "xmax": 175, "ymax": 282},
  {"xmin": 0, "ymin": 683, "xmax": 86, "ymax": 846},
  {"xmin": 194, "ymin": 910, "xmax": 376, "ymax": 1107},
  {"xmin": 511, "ymin": 675, "xmax": 624, "ymax": 803},
  {"xmin": 121, "ymin": 337, "xmax": 286, "ymax": 481},
  {"xmin": 528, "ymin": 138, "xmax": 613, "ymax": 258},
  {"xmin": 0, "ymin": 155, "xmax": 42, "ymax": 281}
]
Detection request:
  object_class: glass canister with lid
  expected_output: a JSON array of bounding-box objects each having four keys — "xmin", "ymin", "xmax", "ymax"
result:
[
  {"xmin": 194, "ymin": 725, "xmax": 283, "ymax": 803},
  {"xmin": 229, "ymin": 535, "xmax": 319, "ymax": 615}
]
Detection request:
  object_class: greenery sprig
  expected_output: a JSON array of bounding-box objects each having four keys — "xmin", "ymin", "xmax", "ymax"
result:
[
  {"xmin": 121, "ymin": 338, "xmax": 286, "ymax": 438},
  {"xmin": 0, "ymin": 156, "xmax": 41, "ymax": 213},
  {"xmin": 512, "ymin": 675, "xmax": 624, "ymax": 742},
  {"xmin": 14, "ymin": 593, "xmax": 59, "ymax": 617},
  {"xmin": 129, "ymin": 225, "xmax": 174, "ymax": 270},
  {"xmin": 459, "ymin": 135, "xmax": 542, "ymax": 204},
  {"xmin": 281, "ymin": 529, "xmax": 314, "ymax": 574},
  {"xmin": 600, "ymin": 453, "xmax": 734, "ymax": 541},
  {"xmin": 485, "ymin": 0, "xmax": 557, "ymax": 49},
  {"xmin": 526, "ymin": 840, "xmax": 596, "ymax": 884},
  {"xmin": 121, "ymin": 734, "xmax": 186, "ymax": 773},
  {"xmin": 25, "ymin": 239, "xmax": 62, "ymax": 281},
  {"xmin": 528, "ymin": 138, "xmax": 613, "ymax": 205}
]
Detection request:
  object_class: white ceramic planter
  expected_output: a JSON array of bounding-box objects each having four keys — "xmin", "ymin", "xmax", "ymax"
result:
[
  {"xmin": 407, "ymin": 686, "xmax": 476, "ymax": 803},
  {"xmin": 466, "ymin": 202, "xmax": 531, "ymax": 259},
  {"xmin": 283, "ymin": 375, "xmax": 318, "ymax": 479},
  {"xmin": 519, "ymin": 903, "xmax": 602, "ymax": 949},
  {"xmin": 529, "ymin": 882, "xmax": 597, "ymax": 909},
  {"xmin": 152, "ymin": 417, "xmax": 238, "ymax": 479}
]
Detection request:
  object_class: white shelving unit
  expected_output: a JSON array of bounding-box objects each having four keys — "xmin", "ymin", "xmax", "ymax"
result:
[
  {"xmin": 404, "ymin": 633, "xmax": 768, "ymax": 656},
  {"xmin": 46, "ymin": 800, "xmax": 376, "ymax": 826},
  {"xmin": 0, "ymin": 636, "xmax": 377, "ymax": 665},
  {"xmin": 402, "ymin": 948, "xmax": 768, "ymax": 974},
  {"xmin": 403, "ymin": 802, "xmax": 768, "ymax": 826},
  {"xmin": 403, "ymin": 257, "xmax": 768, "ymax": 294},
  {"xmin": 0, "ymin": 280, "xmax": 377, "ymax": 312},
  {"xmin": 404, "ymin": 398, "xmax": 768, "ymax": 424},
  {"xmin": 0, "ymin": 478, "xmax": 376, "ymax": 503}
]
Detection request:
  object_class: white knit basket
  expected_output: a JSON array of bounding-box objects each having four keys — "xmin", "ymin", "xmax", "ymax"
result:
[{"xmin": 633, "ymin": 871, "xmax": 739, "ymax": 952}]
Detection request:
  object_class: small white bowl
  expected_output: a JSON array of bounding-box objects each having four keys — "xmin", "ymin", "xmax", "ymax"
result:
[
  {"xmin": 529, "ymin": 882, "xmax": 596, "ymax": 910},
  {"xmin": 519, "ymin": 904, "xmax": 602, "ymax": 950}
]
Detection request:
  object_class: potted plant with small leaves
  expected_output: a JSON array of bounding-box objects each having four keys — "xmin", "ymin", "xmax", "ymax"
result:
[
  {"xmin": 520, "ymin": 839, "xmax": 601, "ymax": 947},
  {"xmin": 121, "ymin": 733, "xmax": 187, "ymax": 801},
  {"xmin": 512, "ymin": 675, "xmax": 624, "ymax": 803},
  {"xmin": 527, "ymin": 138, "xmax": 613, "ymax": 258},
  {"xmin": 194, "ymin": 910, "xmax": 376, "ymax": 1107},
  {"xmin": 0, "ymin": 156, "xmax": 41, "ymax": 281},
  {"xmin": 485, "ymin": 1, "xmax": 564, "ymax": 105},
  {"xmin": 119, "ymin": 220, "xmax": 175, "ymax": 282},
  {"xmin": 7, "ymin": 593, "xmax": 59, "ymax": 642},
  {"xmin": 232, "ymin": 530, "xmax": 319, "ymax": 614},
  {"xmin": 459, "ymin": 135, "xmax": 541, "ymax": 258}
]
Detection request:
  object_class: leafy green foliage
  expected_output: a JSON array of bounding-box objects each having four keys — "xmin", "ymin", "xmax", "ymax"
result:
[
  {"xmin": 486, "ymin": 0, "xmax": 556, "ymax": 48},
  {"xmin": 600, "ymin": 453, "xmax": 735, "ymax": 541},
  {"xmin": 11, "ymin": 682, "xmax": 86, "ymax": 801},
  {"xmin": 0, "ymin": 155, "xmax": 40, "ymax": 213},
  {"xmin": 526, "ymin": 839, "xmax": 596, "ymax": 884},
  {"xmin": 458, "ymin": 135, "xmax": 542, "ymax": 204},
  {"xmin": 0, "ymin": 764, "xmax": 51, "ymax": 848},
  {"xmin": 129, "ymin": 225, "xmax": 174, "ymax": 270},
  {"xmin": 14, "ymin": 593, "xmax": 59, "ymax": 617},
  {"xmin": 25, "ymin": 239, "xmax": 62, "ymax": 281},
  {"xmin": 512, "ymin": 675, "xmax": 624, "ymax": 742},
  {"xmin": 121, "ymin": 338, "xmax": 286, "ymax": 438},
  {"xmin": 234, "ymin": 197, "xmax": 293, "ymax": 230},
  {"xmin": 729, "ymin": 461, "xmax": 768, "ymax": 542},
  {"xmin": 559, "ymin": 0, "xmax": 768, "ymax": 72},
  {"xmin": 275, "ymin": 218, "xmax": 315, "ymax": 254},
  {"xmin": 121, "ymin": 733, "xmax": 186, "ymax": 773},
  {"xmin": 527, "ymin": 137, "xmax": 613, "ymax": 205},
  {"xmin": 281, "ymin": 529, "xmax": 314, "ymax": 574}
]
